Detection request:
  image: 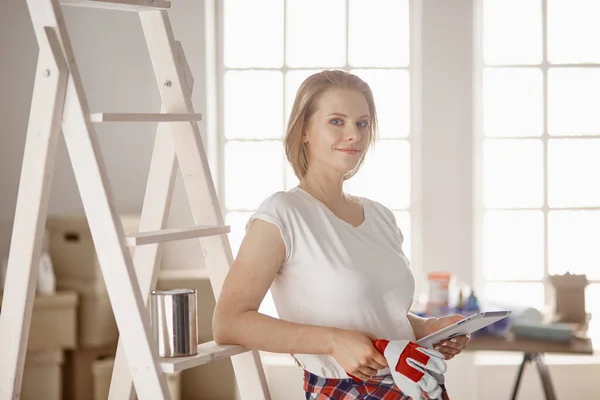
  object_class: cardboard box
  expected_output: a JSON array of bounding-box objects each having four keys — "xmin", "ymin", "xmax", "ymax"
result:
[
  {"xmin": 46, "ymin": 214, "xmax": 140, "ymax": 281},
  {"xmin": 63, "ymin": 345, "xmax": 117, "ymax": 400},
  {"xmin": 550, "ymin": 273, "xmax": 589, "ymax": 323},
  {"xmin": 22, "ymin": 350, "xmax": 64, "ymax": 400},
  {"xmin": 0, "ymin": 290, "xmax": 78, "ymax": 352},
  {"xmin": 56, "ymin": 278, "xmax": 118, "ymax": 349},
  {"xmin": 92, "ymin": 357, "xmax": 181, "ymax": 400}
]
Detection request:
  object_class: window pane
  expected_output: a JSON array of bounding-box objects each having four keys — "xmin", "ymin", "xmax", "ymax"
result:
[
  {"xmin": 482, "ymin": 0, "xmax": 542, "ymax": 65},
  {"xmin": 549, "ymin": 211, "xmax": 600, "ymax": 280},
  {"xmin": 351, "ymin": 69, "xmax": 410, "ymax": 138},
  {"xmin": 484, "ymin": 211, "xmax": 544, "ymax": 281},
  {"xmin": 286, "ymin": 0, "xmax": 346, "ymax": 68},
  {"xmin": 224, "ymin": 71, "xmax": 283, "ymax": 139},
  {"xmin": 224, "ymin": 0, "xmax": 283, "ymax": 68},
  {"xmin": 225, "ymin": 141, "xmax": 284, "ymax": 209},
  {"xmin": 348, "ymin": 0, "xmax": 409, "ymax": 67},
  {"xmin": 483, "ymin": 68, "xmax": 543, "ymax": 137},
  {"xmin": 586, "ymin": 284, "xmax": 600, "ymax": 348},
  {"xmin": 345, "ymin": 139, "xmax": 410, "ymax": 209},
  {"xmin": 226, "ymin": 211, "xmax": 254, "ymax": 257},
  {"xmin": 547, "ymin": 0, "xmax": 600, "ymax": 64},
  {"xmin": 393, "ymin": 211, "xmax": 411, "ymax": 261},
  {"xmin": 483, "ymin": 139, "xmax": 543, "ymax": 208},
  {"xmin": 483, "ymin": 282, "xmax": 545, "ymax": 310},
  {"xmin": 285, "ymin": 69, "xmax": 321, "ymax": 123},
  {"xmin": 548, "ymin": 139, "xmax": 600, "ymax": 207},
  {"xmin": 548, "ymin": 68, "xmax": 600, "ymax": 136}
]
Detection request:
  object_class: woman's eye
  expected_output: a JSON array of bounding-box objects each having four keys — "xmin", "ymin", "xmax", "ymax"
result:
[
  {"xmin": 357, "ymin": 121, "xmax": 370, "ymax": 128},
  {"xmin": 330, "ymin": 118, "xmax": 343, "ymax": 126}
]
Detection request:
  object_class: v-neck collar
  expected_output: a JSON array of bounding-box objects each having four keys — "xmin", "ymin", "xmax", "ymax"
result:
[{"xmin": 293, "ymin": 187, "xmax": 367, "ymax": 229}]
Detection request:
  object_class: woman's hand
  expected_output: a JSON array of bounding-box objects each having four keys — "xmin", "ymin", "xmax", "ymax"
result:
[
  {"xmin": 423, "ymin": 314, "xmax": 471, "ymax": 360},
  {"xmin": 328, "ymin": 329, "xmax": 388, "ymax": 381}
]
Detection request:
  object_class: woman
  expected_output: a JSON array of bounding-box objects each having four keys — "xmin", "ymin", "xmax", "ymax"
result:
[{"xmin": 213, "ymin": 70, "xmax": 470, "ymax": 399}]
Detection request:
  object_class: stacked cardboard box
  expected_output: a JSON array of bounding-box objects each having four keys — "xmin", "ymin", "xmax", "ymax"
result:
[
  {"xmin": 46, "ymin": 214, "xmax": 140, "ymax": 400},
  {"xmin": 0, "ymin": 290, "xmax": 78, "ymax": 399},
  {"xmin": 22, "ymin": 350, "xmax": 65, "ymax": 400}
]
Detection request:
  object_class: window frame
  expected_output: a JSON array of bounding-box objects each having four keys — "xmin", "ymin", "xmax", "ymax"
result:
[
  {"xmin": 473, "ymin": 0, "xmax": 600, "ymax": 334},
  {"xmin": 211, "ymin": 0, "xmax": 423, "ymax": 270}
]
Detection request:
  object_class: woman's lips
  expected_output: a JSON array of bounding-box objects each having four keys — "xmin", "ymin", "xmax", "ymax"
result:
[{"xmin": 336, "ymin": 148, "xmax": 362, "ymax": 154}]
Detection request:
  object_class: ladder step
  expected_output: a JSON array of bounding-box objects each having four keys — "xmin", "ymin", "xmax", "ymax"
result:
[
  {"xmin": 126, "ymin": 225, "xmax": 230, "ymax": 246},
  {"xmin": 160, "ymin": 342, "xmax": 251, "ymax": 373},
  {"xmin": 60, "ymin": 0, "xmax": 171, "ymax": 11},
  {"xmin": 158, "ymin": 268, "xmax": 210, "ymax": 281},
  {"xmin": 90, "ymin": 113, "xmax": 202, "ymax": 123}
]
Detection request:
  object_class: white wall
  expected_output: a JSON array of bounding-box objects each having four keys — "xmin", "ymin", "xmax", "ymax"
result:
[
  {"xmin": 0, "ymin": 0, "xmax": 209, "ymax": 270},
  {"xmin": 419, "ymin": 2, "xmax": 477, "ymax": 398}
]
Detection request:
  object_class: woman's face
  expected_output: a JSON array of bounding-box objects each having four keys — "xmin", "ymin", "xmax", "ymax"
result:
[{"xmin": 303, "ymin": 87, "xmax": 371, "ymax": 178}]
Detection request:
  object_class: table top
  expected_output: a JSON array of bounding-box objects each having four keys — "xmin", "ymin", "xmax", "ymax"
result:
[{"xmin": 466, "ymin": 333, "xmax": 594, "ymax": 355}]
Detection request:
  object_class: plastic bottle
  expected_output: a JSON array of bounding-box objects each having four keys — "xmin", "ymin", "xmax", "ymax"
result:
[{"xmin": 465, "ymin": 289, "xmax": 479, "ymax": 313}]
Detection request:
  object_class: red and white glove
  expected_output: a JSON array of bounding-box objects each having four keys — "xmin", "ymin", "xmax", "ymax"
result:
[{"xmin": 373, "ymin": 339, "xmax": 447, "ymax": 400}]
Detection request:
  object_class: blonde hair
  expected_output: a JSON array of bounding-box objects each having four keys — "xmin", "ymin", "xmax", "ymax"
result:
[{"xmin": 284, "ymin": 70, "xmax": 378, "ymax": 180}]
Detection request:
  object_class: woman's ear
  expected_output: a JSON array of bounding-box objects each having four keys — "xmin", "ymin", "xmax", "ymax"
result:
[
  {"xmin": 302, "ymin": 118, "xmax": 312, "ymax": 143},
  {"xmin": 302, "ymin": 130, "xmax": 309, "ymax": 143}
]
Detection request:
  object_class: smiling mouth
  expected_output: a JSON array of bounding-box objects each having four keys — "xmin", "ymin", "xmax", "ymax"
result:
[{"xmin": 337, "ymin": 148, "xmax": 362, "ymax": 154}]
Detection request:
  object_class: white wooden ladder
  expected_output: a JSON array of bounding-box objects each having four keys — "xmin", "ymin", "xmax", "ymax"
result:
[{"xmin": 0, "ymin": 1, "xmax": 271, "ymax": 399}]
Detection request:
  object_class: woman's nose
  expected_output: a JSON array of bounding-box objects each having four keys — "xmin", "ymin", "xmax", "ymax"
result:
[{"xmin": 346, "ymin": 126, "xmax": 361, "ymax": 141}]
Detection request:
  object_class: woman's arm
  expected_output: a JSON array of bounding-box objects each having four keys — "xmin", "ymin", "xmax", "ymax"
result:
[{"xmin": 212, "ymin": 218, "xmax": 335, "ymax": 355}]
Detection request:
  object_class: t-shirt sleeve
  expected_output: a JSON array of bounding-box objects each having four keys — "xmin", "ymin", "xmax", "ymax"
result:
[{"xmin": 245, "ymin": 192, "xmax": 292, "ymax": 261}]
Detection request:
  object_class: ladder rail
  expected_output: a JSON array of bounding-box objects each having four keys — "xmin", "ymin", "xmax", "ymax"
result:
[
  {"xmin": 140, "ymin": 11, "xmax": 230, "ymax": 294},
  {"xmin": 22, "ymin": 1, "xmax": 172, "ymax": 398},
  {"xmin": 138, "ymin": 10, "xmax": 271, "ymax": 399},
  {"xmin": 0, "ymin": 26, "xmax": 68, "ymax": 399}
]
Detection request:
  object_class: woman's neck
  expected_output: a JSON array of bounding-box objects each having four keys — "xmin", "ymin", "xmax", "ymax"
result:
[{"xmin": 299, "ymin": 170, "xmax": 346, "ymax": 205}]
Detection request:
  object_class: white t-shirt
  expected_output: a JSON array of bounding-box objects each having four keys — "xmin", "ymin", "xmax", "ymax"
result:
[{"xmin": 246, "ymin": 187, "xmax": 416, "ymax": 379}]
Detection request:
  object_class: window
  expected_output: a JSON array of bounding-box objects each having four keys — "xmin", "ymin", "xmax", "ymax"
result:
[
  {"xmin": 219, "ymin": 0, "xmax": 415, "ymax": 315},
  {"xmin": 478, "ymin": 0, "xmax": 600, "ymax": 344}
]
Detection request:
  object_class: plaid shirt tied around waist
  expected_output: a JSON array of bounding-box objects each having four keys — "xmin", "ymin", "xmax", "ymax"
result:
[{"xmin": 303, "ymin": 370, "xmax": 412, "ymax": 400}]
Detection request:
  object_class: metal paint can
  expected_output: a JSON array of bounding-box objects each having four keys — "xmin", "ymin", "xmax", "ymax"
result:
[{"xmin": 150, "ymin": 288, "xmax": 198, "ymax": 357}]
